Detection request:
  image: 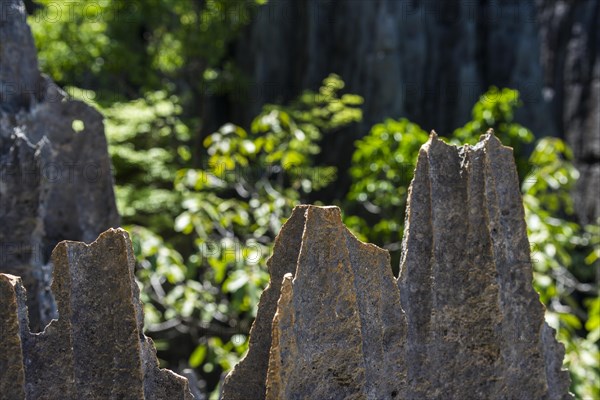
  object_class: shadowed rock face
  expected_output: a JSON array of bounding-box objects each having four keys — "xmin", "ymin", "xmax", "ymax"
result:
[
  {"xmin": 0, "ymin": 0, "xmax": 119, "ymax": 330},
  {"xmin": 0, "ymin": 228, "xmax": 193, "ymax": 400},
  {"xmin": 0, "ymin": 274, "xmax": 26, "ymax": 399},
  {"xmin": 221, "ymin": 205, "xmax": 310, "ymax": 399},
  {"xmin": 222, "ymin": 134, "xmax": 572, "ymax": 400},
  {"xmin": 230, "ymin": 0, "xmax": 599, "ymax": 225},
  {"xmin": 0, "ymin": 0, "xmax": 42, "ymax": 111}
]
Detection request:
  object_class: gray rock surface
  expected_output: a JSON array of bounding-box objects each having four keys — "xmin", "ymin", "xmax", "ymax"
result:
[
  {"xmin": 223, "ymin": 133, "xmax": 572, "ymax": 399},
  {"xmin": 398, "ymin": 131, "xmax": 572, "ymax": 399},
  {"xmin": 0, "ymin": 0, "xmax": 42, "ymax": 111},
  {"xmin": 0, "ymin": 0, "xmax": 119, "ymax": 330},
  {"xmin": 0, "ymin": 274, "xmax": 27, "ymax": 399},
  {"xmin": 265, "ymin": 207, "xmax": 407, "ymax": 400},
  {"xmin": 0, "ymin": 228, "xmax": 194, "ymax": 400},
  {"xmin": 221, "ymin": 205, "xmax": 309, "ymax": 400}
]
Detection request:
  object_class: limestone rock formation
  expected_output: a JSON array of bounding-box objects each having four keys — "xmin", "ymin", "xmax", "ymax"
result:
[
  {"xmin": 221, "ymin": 205, "xmax": 310, "ymax": 399},
  {"xmin": 0, "ymin": 274, "xmax": 27, "ymax": 399},
  {"xmin": 222, "ymin": 206, "xmax": 406, "ymax": 399},
  {"xmin": 0, "ymin": 0, "xmax": 119, "ymax": 330},
  {"xmin": 0, "ymin": 228, "xmax": 193, "ymax": 399},
  {"xmin": 398, "ymin": 131, "xmax": 572, "ymax": 399},
  {"xmin": 265, "ymin": 207, "xmax": 407, "ymax": 400},
  {"xmin": 222, "ymin": 133, "xmax": 572, "ymax": 399}
]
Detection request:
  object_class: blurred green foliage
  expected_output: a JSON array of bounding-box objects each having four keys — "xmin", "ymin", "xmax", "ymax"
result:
[
  {"xmin": 29, "ymin": 1, "xmax": 598, "ymax": 398},
  {"xmin": 72, "ymin": 74, "xmax": 361, "ymax": 396},
  {"xmin": 169, "ymin": 74, "xmax": 361, "ymax": 394},
  {"xmin": 30, "ymin": 0, "xmax": 263, "ymax": 96},
  {"xmin": 523, "ymin": 139, "xmax": 599, "ymax": 399},
  {"xmin": 346, "ymin": 118, "xmax": 428, "ymax": 256}
]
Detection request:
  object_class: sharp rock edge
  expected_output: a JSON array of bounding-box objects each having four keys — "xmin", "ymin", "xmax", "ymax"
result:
[{"xmin": 0, "ymin": 228, "xmax": 194, "ymax": 399}]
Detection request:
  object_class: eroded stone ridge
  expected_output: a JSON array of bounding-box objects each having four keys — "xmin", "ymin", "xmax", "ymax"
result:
[
  {"xmin": 0, "ymin": 274, "xmax": 26, "ymax": 399},
  {"xmin": 221, "ymin": 205, "xmax": 310, "ymax": 399},
  {"xmin": 0, "ymin": 228, "xmax": 193, "ymax": 400},
  {"xmin": 223, "ymin": 133, "xmax": 572, "ymax": 399},
  {"xmin": 223, "ymin": 206, "xmax": 407, "ymax": 399},
  {"xmin": 0, "ymin": 0, "xmax": 119, "ymax": 331},
  {"xmin": 398, "ymin": 131, "xmax": 572, "ymax": 399}
]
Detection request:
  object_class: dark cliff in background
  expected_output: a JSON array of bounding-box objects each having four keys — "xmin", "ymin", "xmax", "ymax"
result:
[
  {"xmin": 0, "ymin": 0, "xmax": 120, "ymax": 330},
  {"xmin": 224, "ymin": 0, "xmax": 598, "ymax": 224}
]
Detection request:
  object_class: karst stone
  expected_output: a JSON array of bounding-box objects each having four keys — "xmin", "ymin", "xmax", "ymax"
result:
[
  {"xmin": 398, "ymin": 131, "xmax": 571, "ymax": 399},
  {"xmin": 0, "ymin": 229, "xmax": 193, "ymax": 399},
  {"xmin": 0, "ymin": 0, "xmax": 119, "ymax": 331},
  {"xmin": 223, "ymin": 132, "xmax": 572, "ymax": 400}
]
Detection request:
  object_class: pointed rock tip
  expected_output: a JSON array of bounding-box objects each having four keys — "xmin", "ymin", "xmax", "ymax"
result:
[
  {"xmin": 422, "ymin": 130, "xmax": 460, "ymax": 154},
  {"xmin": 421, "ymin": 130, "xmax": 439, "ymax": 151},
  {"xmin": 478, "ymin": 128, "xmax": 495, "ymax": 141},
  {"xmin": 478, "ymin": 128, "xmax": 507, "ymax": 150},
  {"xmin": 53, "ymin": 227, "xmax": 128, "ymax": 251},
  {"xmin": 304, "ymin": 205, "xmax": 344, "ymax": 235},
  {"xmin": 426, "ymin": 130, "xmax": 440, "ymax": 144},
  {"xmin": 304, "ymin": 205, "xmax": 342, "ymax": 224},
  {"xmin": 0, "ymin": 273, "xmax": 22, "ymax": 285}
]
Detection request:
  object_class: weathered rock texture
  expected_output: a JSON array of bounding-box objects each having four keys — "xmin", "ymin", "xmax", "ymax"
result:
[
  {"xmin": 222, "ymin": 206, "xmax": 406, "ymax": 399},
  {"xmin": 0, "ymin": 0, "xmax": 119, "ymax": 330},
  {"xmin": 227, "ymin": 0, "xmax": 599, "ymax": 223},
  {"xmin": 0, "ymin": 228, "xmax": 194, "ymax": 399},
  {"xmin": 398, "ymin": 131, "xmax": 571, "ymax": 399},
  {"xmin": 222, "ymin": 133, "xmax": 572, "ymax": 399}
]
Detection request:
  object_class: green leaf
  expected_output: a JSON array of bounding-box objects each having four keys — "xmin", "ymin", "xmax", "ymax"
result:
[{"xmin": 189, "ymin": 345, "xmax": 207, "ymax": 368}]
